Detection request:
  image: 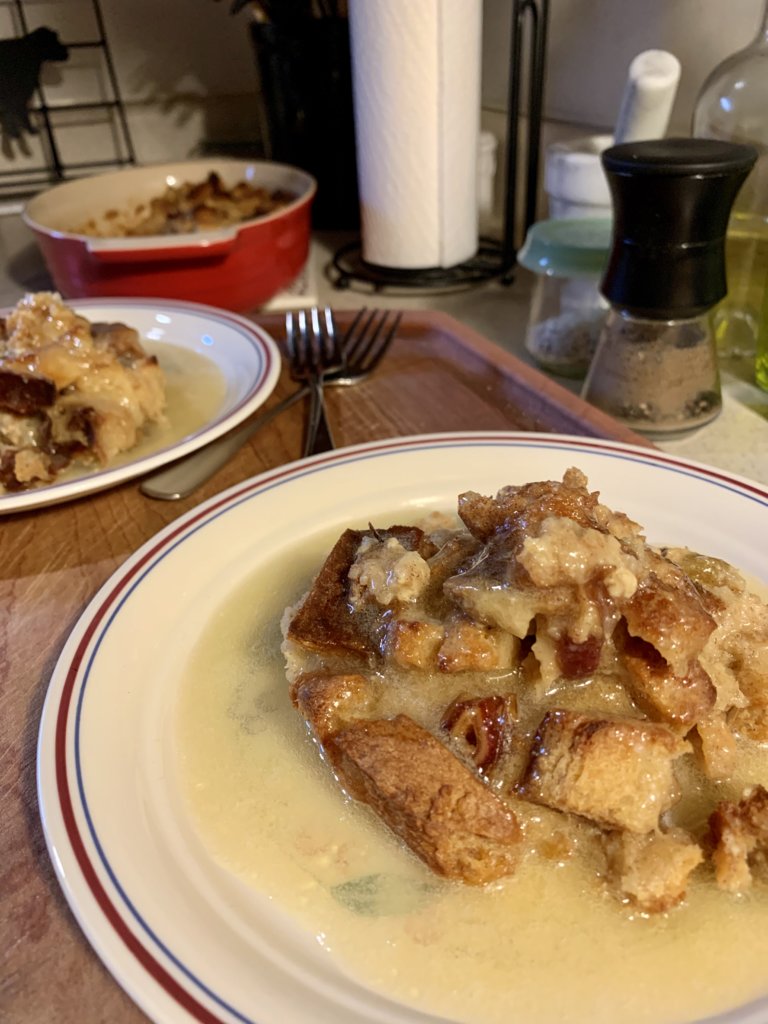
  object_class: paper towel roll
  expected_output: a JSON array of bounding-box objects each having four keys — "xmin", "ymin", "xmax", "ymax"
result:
[{"xmin": 348, "ymin": 0, "xmax": 482, "ymax": 270}]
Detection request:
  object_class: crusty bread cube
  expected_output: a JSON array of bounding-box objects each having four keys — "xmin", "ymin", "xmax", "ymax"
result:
[
  {"xmin": 517, "ymin": 709, "xmax": 690, "ymax": 833},
  {"xmin": 290, "ymin": 671, "xmax": 374, "ymax": 743},
  {"xmin": 325, "ymin": 714, "xmax": 522, "ymax": 884},
  {"xmin": 622, "ymin": 573, "xmax": 715, "ymax": 678},
  {"xmin": 90, "ymin": 321, "xmax": 145, "ymax": 360},
  {"xmin": 693, "ymin": 711, "xmax": 737, "ymax": 780},
  {"xmin": 437, "ymin": 618, "xmax": 518, "ymax": 673},
  {"xmin": 287, "ymin": 526, "xmax": 427, "ymax": 658},
  {"xmin": 457, "ymin": 468, "xmax": 602, "ymax": 543},
  {"xmin": 616, "ymin": 621, "xmax": 716, "ymax": 731},
  {"xmin": 0, "ymin": 366, "xmax": 55, "ymax": 415},
  {"xmin": 602, "ymin": 828, "xmax": 703, "ymax": 912},
  {"xmin": 384, "ymin": 617, "xmax": 444, "ymax": 670},
  {"xmin": 708, "ymin": 784, "xmax": 768, "ymax": 892}
]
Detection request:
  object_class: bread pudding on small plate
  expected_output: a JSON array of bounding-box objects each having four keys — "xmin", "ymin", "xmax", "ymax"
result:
[{"xmin": 0, "ymin": 292, "xmax": 280, "ymax": 511}]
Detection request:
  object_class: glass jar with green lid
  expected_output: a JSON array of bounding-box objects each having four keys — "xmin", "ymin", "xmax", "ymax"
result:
[{"xmin": 517, "ymin": 217, "xmax": 612, "ymax": 378}]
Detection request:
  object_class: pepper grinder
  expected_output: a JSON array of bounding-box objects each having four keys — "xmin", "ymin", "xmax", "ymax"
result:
[{"xmin": 581, "ymin": 138, "xmax": 757, "ymax": 436}]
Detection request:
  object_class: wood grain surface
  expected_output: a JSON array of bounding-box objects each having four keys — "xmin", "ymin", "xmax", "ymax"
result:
[{"xmin": 0, "ymin": 310, "xmax": 651, "ymax": 1024}]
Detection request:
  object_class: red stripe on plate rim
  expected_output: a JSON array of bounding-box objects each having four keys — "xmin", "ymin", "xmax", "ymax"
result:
[{"xmin": 49, "ymin": 431, "xmax": 768, "ymax": 1021}]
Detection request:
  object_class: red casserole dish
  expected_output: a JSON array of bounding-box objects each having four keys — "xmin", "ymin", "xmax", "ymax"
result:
[{"xmin": 22, "ymin": 159, "xmax": 317, "ymax": 313}]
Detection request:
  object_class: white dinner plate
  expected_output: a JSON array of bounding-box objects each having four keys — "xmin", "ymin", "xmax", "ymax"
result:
[
  {"xmin": 37, "ymin": 432, "xmax": 768, "ymax": 1024},
  {"xmin": 0, "ymin": 297, "xmax": 280, "ymax": 513}
]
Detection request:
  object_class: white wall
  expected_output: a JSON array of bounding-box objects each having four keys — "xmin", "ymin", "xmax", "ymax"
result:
[
  {"xmin": 479, "ymin": 0, "xmax": 766, "ymax": 232},
  {"xmin": 0, "ymin": 0, "xmax": 762, "ymax": 196},
  {"xmin": 482, "ymin": 0, "xmax": 765, "ymax": 134}
]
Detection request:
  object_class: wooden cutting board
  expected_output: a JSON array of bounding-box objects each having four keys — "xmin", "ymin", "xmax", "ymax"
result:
[
  {"xmin": 256, "ymin": 308, "xmax": 654, "ymax": 447},
  {"xmin": 1, "ymin": 308, "xmax": 652, "ymax": 1024}
]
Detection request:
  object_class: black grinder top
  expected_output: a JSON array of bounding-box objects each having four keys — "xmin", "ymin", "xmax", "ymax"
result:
[{"xmin": 600, "ymin": 138, "xmax": 757, "ymax": 319}]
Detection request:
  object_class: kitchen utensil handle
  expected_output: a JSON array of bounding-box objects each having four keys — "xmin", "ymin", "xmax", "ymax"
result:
[
  {"xmin": 140, "ymin": 385, "xmax": 309, "ymax": 500},
  {"xmin": 613, "ymin": 50, "xmax": 681, "ymax": 146},
  {"xmin": 303, "ymin": 381, "xmax": 335, "ymax": 457},
  {"xmin": 87, "ymin": 237, "xmax": 236, "ymax": 263}
]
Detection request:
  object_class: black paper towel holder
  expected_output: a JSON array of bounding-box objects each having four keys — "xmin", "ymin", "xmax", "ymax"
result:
[{"xmin": 327, "ymin": 0, "xmax": 549, "ymax": 295}]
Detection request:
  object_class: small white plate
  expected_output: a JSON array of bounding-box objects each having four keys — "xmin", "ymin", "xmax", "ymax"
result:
[
  {"xmin": 0, "ymin": 297, "xmax": 280, "ymax": 513},
  {"xmin": 36, "ymin": 433, "xmax": 768, "ymax": 1024}
]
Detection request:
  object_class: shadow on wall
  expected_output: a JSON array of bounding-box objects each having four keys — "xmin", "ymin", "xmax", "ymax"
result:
[
  {"xmin": 120, "ymin": 4, "xmax": 360, "ymax": 229},
  {"xmin": 0, "ymin": 27, "xmax": 69, "ymax": 160}
]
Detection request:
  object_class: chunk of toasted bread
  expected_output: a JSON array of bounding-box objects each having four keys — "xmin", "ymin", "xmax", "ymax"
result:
[
  {"xmin": 287, "ymin": 526, "xmax": 427, "ymax": 659},
  {"xmin": 517, "ymin": 709, "xmax": 689, "ymax": 833},
  {"xmin": 602, "ymin": 828, "xmax": 703, "ymax": 912},
  {"xmin": 326, "ymin": 714, "xmax": 522, "ymax": 884},
  {"xmin": 708, "ymin": 785, "xmax": 768, "ymax": 892}
]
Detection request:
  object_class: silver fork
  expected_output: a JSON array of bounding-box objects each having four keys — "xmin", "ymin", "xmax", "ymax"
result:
[
  {"xmin": 140, "ymin": 308, "xmax": 401, "ymax": 500},
  {"xmin": 332, "ymin": 308, "xmax": 403, "ymax": 386},
  {"xmin": 287, "ymin": 307, "xmax": 404, "ymax": 455},
  {"xmin": 286, "ymin": 307, "xmax": 344, "ymax": 457}
]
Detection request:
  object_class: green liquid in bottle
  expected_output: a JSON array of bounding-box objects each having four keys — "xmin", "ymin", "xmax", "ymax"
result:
[
  {"xmin": 715, "ymin": 210, "xmax": 768, "ymax": 358},
  {"xmin": 754, "ymin": 256, "xmax": 768, "ymax": 391}
]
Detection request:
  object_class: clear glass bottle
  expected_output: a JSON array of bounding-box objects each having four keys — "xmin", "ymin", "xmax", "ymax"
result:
[
  {"xmin": 692, "ymin": 2, "xmax": 768, "ymax": 360},
  {"xmin": 582, "ymin": 138, "xmax": 757, "ymax": 437}
]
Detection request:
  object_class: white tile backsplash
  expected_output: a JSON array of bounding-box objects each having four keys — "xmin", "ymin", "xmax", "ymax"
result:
[{"xmin": 0, "ymin": 0, "xmax": 262, "ymax": 186}]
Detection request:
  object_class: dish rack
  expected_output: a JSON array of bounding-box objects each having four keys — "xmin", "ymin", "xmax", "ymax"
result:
[{"xmin": 0, "ymin": 0, "xmax": 135, "ymax": 202}]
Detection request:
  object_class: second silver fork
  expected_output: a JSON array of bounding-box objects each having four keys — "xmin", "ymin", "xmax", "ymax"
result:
[
  {"xmin": 139, "ymin": 308, "xmax": 400, "ymax": 500},
  {"xmin": 286, "ymin": 307, "xmax": 344, "ymax": 457}
]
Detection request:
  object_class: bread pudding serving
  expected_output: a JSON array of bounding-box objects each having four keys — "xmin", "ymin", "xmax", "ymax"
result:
[
  {"xmin": 283, "ymin": 468, "xmax": 768, "ymax": 913},
  {"xmin": 75, "ymin": 171, "xmax": 295, "ymax": 238},
  {"xmin": 0, "ymin": 292, "xmax": 166, "ymax": 492}
]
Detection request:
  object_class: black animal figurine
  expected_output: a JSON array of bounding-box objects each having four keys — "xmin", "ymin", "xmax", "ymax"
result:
[{"xmin": 0, "ymin": 27, "xmax": 69, "ymax": 140}]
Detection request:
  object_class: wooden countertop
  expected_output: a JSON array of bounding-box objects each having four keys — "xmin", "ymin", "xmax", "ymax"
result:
[{"xmin": 1, "ymin": 310, "xmax": 650, "ymax": 1024}]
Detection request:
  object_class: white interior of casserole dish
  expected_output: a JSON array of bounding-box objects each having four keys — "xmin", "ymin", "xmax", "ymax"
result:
[{"xmin": 22, "ymin": 159, "xmax": 317, "ymax": 250}]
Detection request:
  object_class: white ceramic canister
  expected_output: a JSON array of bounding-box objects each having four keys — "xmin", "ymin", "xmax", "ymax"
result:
[{"xmin": 544, "ymin": 133, "xmax": 613, "ymax": 221}]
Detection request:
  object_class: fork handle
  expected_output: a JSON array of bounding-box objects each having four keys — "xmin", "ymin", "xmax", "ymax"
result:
[{"xmin": 303, "ymin": 380, "xmax": 336, "ymax": 457}]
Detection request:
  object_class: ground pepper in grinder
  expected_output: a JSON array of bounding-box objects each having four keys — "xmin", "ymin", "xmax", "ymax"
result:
[{"xmin": 581, "ymin": 138, "xmax": 757, "ymax": 435}]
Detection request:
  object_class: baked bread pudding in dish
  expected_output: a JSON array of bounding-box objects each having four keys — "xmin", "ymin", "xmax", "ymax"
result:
[
  {"xmin": 0, "ymin": 292, "xmax": 166, "ymax": 492},
  {"xmin": 75, "ymin": 171, "xmax": 296, "ymax": 238},
  {"xmin": 283, "ymin": 468, "xmax": 768, "ymax": 912}
]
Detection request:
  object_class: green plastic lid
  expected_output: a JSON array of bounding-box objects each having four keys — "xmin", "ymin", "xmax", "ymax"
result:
[{"xmin": 517, "ymin": 217, "xmax": 612, "ymax": 277}]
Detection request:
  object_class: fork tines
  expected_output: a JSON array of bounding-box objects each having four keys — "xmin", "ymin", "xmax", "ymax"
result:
[
  {"xmin": 342, "ymin": 308, "xmax": 403, "ymax": 372},
  {"xmin": 286, "ymin": 307, "xmax": 341, "ymax": 374}
]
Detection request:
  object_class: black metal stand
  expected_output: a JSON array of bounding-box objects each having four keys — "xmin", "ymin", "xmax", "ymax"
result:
[
  {"xmin": 0, "ymin": 0, "xmax": 135, "ymax": 199},
  {"xmin": 328, "ymin": 0, "xmax": 549, "ymax": 295},
  {"xmin": 329, "ymin": 238, "xmax": 510, "ymax": 297},
  {"xmin": 502, "ymin": 0, "xmax": 550, "ymax": 270}
]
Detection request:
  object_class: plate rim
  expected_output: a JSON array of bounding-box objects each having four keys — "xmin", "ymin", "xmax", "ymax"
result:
[
  {"xmin": 36, "ymin": 430, "xmax": 768, "ymax": 1024},
  {"xmin": 0, "ymin": 296, "xmax": 281, "ymax": 514}
]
